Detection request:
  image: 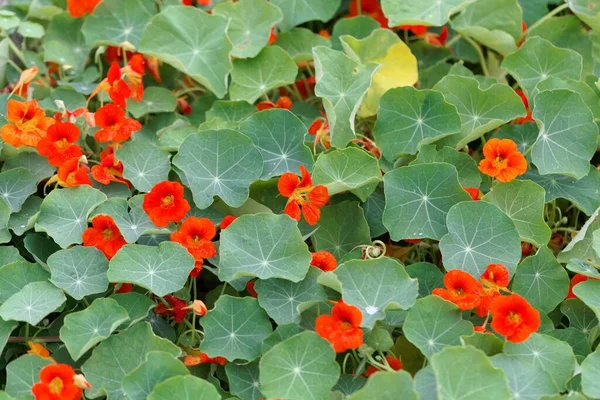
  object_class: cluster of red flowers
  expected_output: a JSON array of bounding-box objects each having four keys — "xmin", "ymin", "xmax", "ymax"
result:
[
  {"xmin": 277, "ymin": 165, "xmax": 329, "ymax": 225},
  {"xmin": 433, "ymin": 265, "xmax": 541, "ymax": 343}
]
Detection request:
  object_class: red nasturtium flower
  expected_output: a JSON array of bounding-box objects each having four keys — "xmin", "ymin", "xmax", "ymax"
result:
[
  {"xmin": 424, "ymin": 26, "xmax": 449, "ymax": 46},
  {"xmin": 476, "ymin": 288, "xmax": 500, "ymax": 317},
  {"xmin": 106, "ymin": 62, "xmax": 132, "ymax": 108},
  {"xmin": 171, "ymin": 217, "xmax": 217, "ymax": 261},
  {"xmin": 310, "ymin": 251, "xmax": 338, "ymax": 272},
  {"xmin": 57, "ymin": 158, "xmax": 92, "ymax": 187},
  {"xmin": 566, "ymin": 274, "xmax": 596, "ymax": 299},
  {"xmin": 365, "ymin": 355, "xmax": 403, "ymax": 377},
  {"xmin": 246, "ymin": 280, "xmax": 258, "ymax": 297},
  {"xmin": 308, "ymin": 117, "xmax": 331, "ymax": 151},
  {"xmin": 104, "ymin": 46, "xmax": 135, "ymax": 64},
  {"xmin": 256, "ymin": 96, "xmax": 293, "ymax": 111},
  {"xmin": 32, "ymin": 364, "xmax": 83, "ymax": 400},
  {"xmin": 399, "ymin": 25, "xmax": 428, "ymax": 35},
  {"xmin": 463, "ymin": 187, "xmax": 481, "ymax": 201},
  {"xmin": 155, "ymin": 295, "xmax": 190, "ymax": 323},
  {"xmin": 432, "ymin": 270, "xmax": 482, "ymax": 310},
  {"xmin": 122, "ymin": 54, "xmax": 146, "ymax": 102},
  {"xmin": 184, "ymin": 352, "xmax": 227, "ymax": 367},
  {"xmin": 115, "ymin": 283, "xmax": 133, "ymax": 294},
  {"xmin": 142, "ymin": 181, "xmax": 191, "ymax": 227},
  {"xmin": 220, "ymin": 215, "xmax": 237, "ymax": 230},
  {"xmin": 177, "ymin": 96, "xmax": 193, "ymax": 115},
  {"xmin": 316, "ymin": 301, "xmax": 364, "ymax": 353},
  {"xmin": 349, "ymin": 0, "xmax": 388, "ymax": 27},
  {"xmin": 91, "ymin": 146, "xmax": 131, "ymax": 187},
  {"xmin": 67, "ymin": 0, "xmax": 101, "ymax": 18},
  {"xmin": 36, "ymin": 122, "xmax": 83, "ymax": 167},
  {"xmin": 478, "ymin": 138, "xmax": 527, "ymax": 183},
  {"xmin": 267, "ymin": 26, "xmax": 278, "ymax": 44},
  {"xmin": 278, "ymin": 165, "xmax": 329, "ymax": 226},
  {"xmin": 481, "ymin": 263, "xmax": 510, "ymax": 289},
  {"xmin": 94, "ymin": 104, "xmax": 142, "ymax": 142},
  {"xmin": 490, "ymin": 294, "xmax": 541, "ymax": 343},
  {"xmin": 82, "ymin": 215, "xmax": 127, "ymax": 259},
  {"xmin": 1, "ymin": 99, "xmax": 54, "ymax": 148},
  {"xmin": 514, "ymin": 89, "xmax": 534, "ymax": 124}
]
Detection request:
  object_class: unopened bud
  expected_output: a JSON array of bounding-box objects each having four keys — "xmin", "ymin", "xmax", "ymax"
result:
[
  {"xmin": 73, "ymin": 374, "xmax": 92, "ymax": 389},
  {"xmin": 192, "ymin": 300, "xmax": 207, "ymax": 316}
]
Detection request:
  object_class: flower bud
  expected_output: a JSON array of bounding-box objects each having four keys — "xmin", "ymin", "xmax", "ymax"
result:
[
  {"xmin": 192, "ymin": 300, "xmax": 207, "ymax": 316},
  {"xmin": 73, "ymin": 374, "xmax": 92, "ymax": 389}
]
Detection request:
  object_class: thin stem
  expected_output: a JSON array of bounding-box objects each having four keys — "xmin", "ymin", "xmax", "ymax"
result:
[
  {"xmin": 174, "ymin": 86, "xmax": 205, "ymax": 97},
  {"xmin": 445, "ymin": 34, "xmax": 461, "ymax": 48},
  {"xmin": 526, "ymin": 3, "xmax": 569, "ymax": 34},
  {"xmin": 24, "ymin": 324, "xmax": 29, "ymax": 343},
  {"xmin": 356, "ymin": 0, "xmax": 362, "ymax": 15},
  {"xmin": 4, "ymin": 34, "xmax": 27, "ymax": 65},
  {"xmin": 462, "ymin": 35, "xmax": 489, "ymax": 76}
]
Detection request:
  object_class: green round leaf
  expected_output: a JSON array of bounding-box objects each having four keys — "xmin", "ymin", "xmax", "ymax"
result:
[
  {"xmin": 262, "ymin": 323, "xmax": 303, "ymax": 354},
  {"xmin": 0, "ymin": 281, "xmax": 66, "ymax": 325},
  {"xmin": 0, "ymin": 167, "xmax": 37, "ymax": 213},
  {"xmin": 0, "ymin": 260, "xmax": 49, "ymax": 302},
  {"xmin": 122, "ymin": 351, "xmax": 189, "ymax": 400},
  {"xmin": 47, "ymin": 246, "xmax": 110, "ymax": 300},
  {"xmin": 491, "ymin": 354, "xmax": 557, "ymax": 400},
  {"xmin": 59, "ymin": 297, "xmax": 130, "ymax": 360},
  {"xmin": 275, "ymin": 27, "xmax": 331, "ymax": 62},
  {"xmin": 403, "ymin": 296, "xmax": 474, "ymax": 358},
  {"xmin": 382, "ymin": 0, "xmax": 476, "ymax": 26},
  {"xmin": 335, "ymin": 257, "xmax": 418, "ymax": 328},
  {"xmin": 107, "ymin": 242, "xmax": 195, "ymax": 297},
  {"xmin": 126, "ymin": 87, "xmax": 177, "ymax": 119},
  {"xmin": 5, "ymin": 355, "xmax": 53, "ymax": 398},
  {"xmin": 561, "ymin": 298, "xmax": 598, "ymax": 333},
  {"xmin": 148, "ymin": 375, "xmax": 220, "ymax": 400},
  {"xmin": 346, "ymin": 371, "xmax": 418, "ymax": 400},
  {"xmin": 581, "ymin": 347, "xmax": 600, "ymax": 398},
  {"xmin": 440, "ymin": 201, "xmax": 522, "ymax": 277},
  {"xmin": 110, "ymin": 292, "xmax": 156, "ymax": 329},
  {"xmin": 116, "ymin": 139, "xmax": 172, "ymax": 192},
  {"xmin": 406, "ymin": 262, "xmax": 444, "ymax": 298},
  {"xmin": 0, "ymin": 317, "xmax": 17, "ymax": 357},
  {"xmin": 218, "ymin": 213, "xmax": 311, "ymax": 282},
  {"xmin": 383, "ymin": 162, "xmax": 471, "ymax": 241},
  {"xmin": 271, "ymin": 0, "xmax": 341, "ymax": 31},
  {"xmin": 2, "ymin": 152, "xmax": 56, "ymax": 184},
  {"xmin": 200, "ymin": 295, "xmax": 273, "ymax": 361},
  {"xmin": 535, "ymin": 77, "xmax": 600, "ymax": 120},
  {"xmin": 173, "ymin": 129, "xmax": 263, "ymax": 209},
  {"xmin": 8, "ymin": 195, "xmax": 42, "ymax": 236},
  {"xmin": 225, "ymin": 361, "xmax": 264, "ymax": 400},
  {"xmin": 410, "ymin": 144, "xmax": 482, "ymax": 188},
  {"xmin": 259, "ymin": 331, "xmax": 340, "ymax": 400}
]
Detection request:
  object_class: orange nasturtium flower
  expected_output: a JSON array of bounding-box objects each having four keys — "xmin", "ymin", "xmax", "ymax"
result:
[
  {"xmin": 31, "ymin": 364, "xmax": 84, "ymax": 400},
  {"xmin": 481, "ymin": 263, "xmax": 510, "ymax": 289},
  {"xmin": 490, "ymin": 293, "xmax": 541, "ymax": 343},
  {"xmin": 308, "ymin": 116, "xmax": 331, "ymax": 151},
  {"xmin": 107, "ymin": 62, "xmax": 132, "ymax": 108},
  {"xmin": 82, "ymin": 215, "xmax": 127, "ymax": 259},
  {"xmin": 432, "ymin": 270, "xmax": 482, "ymax": 310},
  {"xmin": 478, "ymin": 138, "xmax": 527, "ymax": 182},
  {"xmin": 170, "ymin": 217, "xmax": 217, "ymax": 261},
  {"xmin": 365, "ymin": 355, "xmax": 403, "ymax": 377},
  {"xmin": 184, "ymin": 352, "xmax": 227, "ymax": 367},
  {"xmin": 91, "ymin": 146, "xmax": 131, "ymax": 187},
  {"xmin": 316, "ymin": 300, "xmax": 364, "ymax": 353},
  {"xmin": 220, "ymin": 215, "xmax": 237, "ymax": 230},
  {"xmin": 256, "ymin": 96, "xmax": 293, "ymax": 111},
  {"xmin": 142, "ymin": 181, "xmax": 191, "ymax": 227},
  {"xmin": 94, "ymin": 104, "xmax": 142, "ymax": 143},
  {"xmin": 67, "ymin": 0, "xmax": 101, "ymax": 17},
  {"xmin": 1, "ymin": 99, "xmax": 54, "ymax": 148},
  {"xmin": 278, "ymin": 165, "xmax": 329, "ymax": 226},
  {"xmin": 11, "ymin": 66, "xmax": 38, "ymax": 97},
  {"xmin": 310, "ymin": 251, "xmax": 338, "ymax": 272},
  {"xmin": 57, "ymin": 158, "xmax": 92, "ymax": 187},
  {"xmin": 36, "ymin": 122, "xmax": 83, "ymax": 167},
  {"xmin": 349, "ymin": 0, "xmax": 388, "ymax": 27},
  {"xmin": 28, "ymin": 341, "xmax": 55, "ymax": 362},
  {"xmin": 424, "ymin": 26, "xmax": 449, "ymax": 46}
]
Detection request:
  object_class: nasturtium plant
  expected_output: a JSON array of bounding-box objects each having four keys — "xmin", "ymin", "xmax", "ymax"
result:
[{"xmin": 0, "ymin": 1, "xmax": 598, "ymax": 399}]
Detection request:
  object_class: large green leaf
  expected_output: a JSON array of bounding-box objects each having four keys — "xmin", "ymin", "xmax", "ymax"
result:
[
  {"xmin": 148, "ymin": 376, "xmax": 220, "ymax": 400},
  {"xmin": 403, "ymin": 296, "xmax": 474, "ymax": 358},
  {"xmin": 381, "ymin": 0, "xmax": 477, "ymax": 27},
  {"xmin": 561, "ymin": 298, "xmax": 598, "ymax": 333},
  {"xmin": 255, "ymin": 267, "xmax": 326, "ymax": 325},
  {"xmin": 440, "ymin": 201, "xmax": 522, "ymax": 277},
  {"xmin": 502, "ymin": 37, "xmax": 583, "ymax": 97},
  {"xmin": 213, "ymin": 0, "xmax": 283, "ymax": 58},
  {"xmin": 35, "ymin": 186, "xmax": 107, "ymax": 248},
  {"xmin": 82, "ymin": 0, "xmax": 154, "ymax": 48},
  {"xmin": 5, "ymin": 355, "xmax": 53, "ymax": 398},
  {"xmin": 2, "ymin": 152, "xmax": 55, "ymax": 184},
  {"xmin": 373, "ymin": 87, "xmax": 460, "ymax": 159},
  {"xmin": 0, "ymin": 167, "xmax": 37, "ymax": 213},
  {"xmin": 110, "ymin": 292, "xmax": 156, "ymax": 329},
  {"xmin": 218, "ymin": 213, "xmax": 311, "ymax": 282},
  {"xmin": 313, "ymin": 46, "xmax": 378, "ymax": 147},
  {"xmin": 511, "ymin": 247, "xmax": 569, "ymax": 313},
  {"xmin": 43, "ymin": 12, "xmax": 89, "ymax": 72},
  {"xmin": 59, "ymin": 297, "xmax": 129, "ymax": 360},
  {"xmin": 407, "ymin": 262, "xmax": 444, "ymax": 298},
  {"xmin": 138, "ymin": 6, "xmax": 232, "ymax": 98},
  {"xmin": 259, "ymin": 331, "xmax": 340, "ymax": 400},
  {"xmin": 0, "ymin": 260, "xmax": 49, "ymax": 302},
  {"xmin": 225, "ymin": 362, "xmax": 264, "ymax": 400},
  {"xmin": 93, "ymin": 196, "xmax": 157, "ymax": 243},
  {"xmin": 452, "ymin": 0, "xmax": 522, "ymax": 55},
  {"xmin": 567, "ymin": 0, "xmax": 600, "ymax": 31},
  {"xmin": 0, "ymin": 317, "xmax": 17, "ymax": 356},
  {"xmin": 126, "ymin": 87, "xmax": 177, "ymax": 119},
  {"xmin": 107, "ymin": 242, "xmax": 194, "ymax": 297},
  {"xmin": 173, "ymin": 129, "xmax": 263, "ymax": 209},
  {"xmin": 311, "ymin": 201, "xmax": 372, "ymax": 260},
  {"xmin": 230, "ymin": 46, "xmax": 298, "ymax": 103},
  {"xmin": 383, "ymin": 162, "xmax": 471, "ymax": 241},
  {"xmin": 239, "ymin": 109, "xmax": 313, "ymax": 180},
  {"xmin": 431, "ymin": 346, "xmax": 511, "ymax": 400},
  {"xmin": 536, "ymin": 77, "xmax": 600, "ymax": 120},
  {"xmin": 275, "ymin": 28, "xmax": 331, "ymax": 62},
  {"xmin": 410, "ymin": 145, "xmax": 482, "ymax": 188},
  {"xmin": 47, "ymin": 246, "xmax": 110, "ymax": 300},
  {"xmin": 122, "ymin": 351, "xmax": 189, "ymax": 400},
  {"xmin": 0, "ymin": 281, "xmax": 66, "ymax": 325},
  {"xmin": 200, "ymin": 295, "xmax": 272, "ymax": 361},
  {"xmin": 346, "ymin": 371, "xmax": 418, "ymax": 400},
  {"xmin": 581, "ymin": 347, "xmax": 600, "ymax": 398},
  {"xmin": 531, "ymin": 89, "xmax": 598, "ymax": 179},
  {"xmin": 504, "ymin": 333, "xmax": 576, "ymax": 391},
  {"xmin": 361, "ymin": 185, "xmax": 387, "ymax": 237},
  {"xmin": 312, "ymin": 148, "xmax": 381, "ymax": 201},
  {"xmin": 482, "ymin": 180, "xmax": 551, "ymax": 247},
  {"xmin": 335, "ymin": 257, "xmax": 418, "ymax": 328},
  {"xmin": 330, "ymin": 16, "xmax": 380, "ymax": 50},
  {"xmin": 432, "ymin": 75, "xmax": 526, "ymax": 148},
  {"xmin": 82, "ymin": 322, "xmax": 180, "ymax": 400},
  {"xmin": 116, "ymin": 140, "xmax": 171, "ymax": 193},
  {"xmin": 271, "ymin": 0, "xmax": 341, "ymax": 31}
]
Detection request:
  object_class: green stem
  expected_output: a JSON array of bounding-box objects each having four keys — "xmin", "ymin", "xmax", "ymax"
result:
[
  {"xmin": 356, "ymin": 0, "xmax": 362, "ymax": 15},
  {"xmin": 24, "ymin": 324, "xmax": 29, "ymax": 343},
  {"xmin": 174, "ymin": 86, "xmax": 205, "ymax": 97},
  {"xmin": 462, "ymin": 35, "xmax": 489, "ymax": 76},
  {"xmin": 4, "ymin": 34, "xmax": 27, "ymax": 65},
  {"xmin": 526, "ymin": 3, "xmax": 569, "ymax": 34}
]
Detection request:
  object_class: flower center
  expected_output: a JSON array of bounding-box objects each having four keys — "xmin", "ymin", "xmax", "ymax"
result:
[
  {"xmin": 102, "ymin": 228, "xmax": 114, "ymax": 240},
  {"xmin": 451, "ymin": 288, "xmax": 465, "ymax": 297},
  {"xmin": 161, "ymin": 194, "xmax": 174, "ymax": 208},
  {"xmin": 339, "ymin": 321, "xmax": 353, "ymax": 331},
  {"xmin": 507, "ymin": 311, "xmax": 521, "ymax": 324},
  {"xmin": 493, "ymin": 156, "xmax": 508, "ymax": 169},
  {"xmin": 48, "ymin": 377, "xmax": 64, "ymax": 395},
  {"xmin": 290, "ymin": 187, "xmax": 312, "ymax": 204},
  {"xmin": 56, "ymin": 138, "xmax": 70, "ymax": 150}
]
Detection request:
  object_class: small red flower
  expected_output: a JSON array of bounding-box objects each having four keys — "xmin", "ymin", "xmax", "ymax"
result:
[
  {"xmin": 400, "ymin": 25, "xmax": 428, "ymax": 35},
  {"xmin": 256, "ymin": 96, "xmax": 293, "ymax": 111},
  {"xmin": 310, "ymin": 251, "xmax": 337, "ymax": 272},
  {"xmin": 514, "ymin": 89, "xmax": 534, "ymax": 124},
  {"xmin": 154, "ymin": 295, "xmax": 189, "ymax": 323},
  {"xmin": 192, "ymin": 300, "xmax": 207, "ymax": 316},
  {"xmin": 404, "ymin": 238, "xmax": 421, "ymax": 244},
  {"xmin": 94, "ymin": 104, "xmax": 142, "ymax": 143},
  {"xmin": 82, "ymin": 215, "xmax": 127, "ymax": 260},
  {"xmin": 184, "ymin": 352, "xmax": 227, "ymax": 367},
  {"xmin": 315, "ymin": 300, "xmax": 364, "ymax": 353},
  {"xmin": 220, "ymin": 215, "xmax": 237, "ymax": 230},
  {"xmin": 32, "ymin": 364, "xmax": 83, "ymax": 400},
  {"xmin": 246, "ymin": 280, "xmax": 258, "ymax": 297},
  {"xmin": 267, "ymin": 26, "xmax": 277, "ymax": 44},
  {"xmin": 463, "ymin": 187, "xmax": 481, "ymax": 201},
  {"xmin": 281, "ymin": 76, "xmax": 316, "ymax": 99},
  {"xmin": 481, "ymin": 264, "xmax": 510, "ymax": 289},
  {"xmin": 123, "ymin": 55, "xmax": 145, "ymax": 102},
  {"xmin": 365, "ymin": 355, "xmax": 402, "ymax": 377},
  {"xmin": 57, "ymin": 158, "xmax": 92, "ymax": 187},
  {"xmin": 278, "ymin": 165, "xmax": 329, "ymax": 226},
  {"xmin": 170, "ymin": 217, "xmax": 217, "ymax": 261},
  {"xmin": 105, "ymin": 62, "xmax": 131, "ymax": 108},
  {"xmin": 142, "ymin": 181, "xmax": 191, "ymax": 227},
  {"xmin": 521, "ymin": 242, "xmax": 535, "ymax": 258},
  {"xmin": 177, "ymin": 96, "xmax": 193, "ymax": 115},
  {"xmin": 432, "ymin": 270, "xmax": 482, "ymax": 310},
  {"xmin": 424, "ymin": 26, "xmax": 449, "ymax": 46},
  {"xmin": 91, "ymin": 146, "xmax": 131, "ymax": 187},
  {"xmin": 104, "ymin": 47, "xmax": 136, "ymax": 64},
  {"xmin": 349, "ymin": 0, "xmax": 388, "ymax": 27},
  {"xmin": 67, "ymin": 0, "xmax": 101, "ymax": 18},
  {"xmin": 490, "ymin": 294, "xmax": 540, "ymax": 343},
  {"xmin": 115, "ymin": 283, "xmax": 133, "ymax": 294},
  {"xmin": 308, "ymin": 117, "xmax": 331, "ymax": 151},
  {"xmin": 478, "ymin": 138, "xmax": 527, "ymax": 183},
  {"xmin": 476, "ymin": 288, "xmax": 500, "ymax": 317},
  {"xmin": 36, "ymin": 122, "xmax": 83, "ymax": 167},
  {"xmin": 566, "ymin": 274, "xmax": 595, "ymax": 299}
]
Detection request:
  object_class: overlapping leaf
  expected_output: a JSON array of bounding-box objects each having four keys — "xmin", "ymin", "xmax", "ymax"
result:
[
  {"xmin": 381, "ymin": 0, "xmax": 476, "ymax": 26},
  {"xmin": 0, "ymin": 167, "xmax": 37, "ymax": 213},
  {"xmin": 0, "ymin": 281, "xmax": 66, "ymax": 325},
  {"xmin": 116, "ymin": 139, "xmax": 171, "ymax": 192},
  {"xmin": 271, "ymin": 0, "xmax": 341, "ymax": 31}
]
